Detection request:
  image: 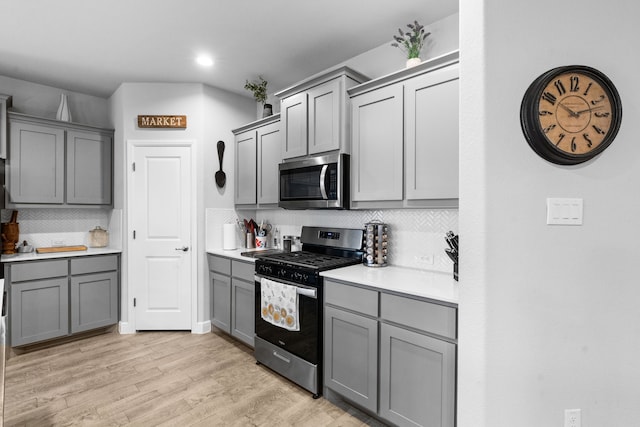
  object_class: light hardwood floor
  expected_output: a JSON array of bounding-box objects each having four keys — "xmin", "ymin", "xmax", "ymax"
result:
[{"xmin": 4, "ymin": 330, "xmax": 385, "ymax": 426}]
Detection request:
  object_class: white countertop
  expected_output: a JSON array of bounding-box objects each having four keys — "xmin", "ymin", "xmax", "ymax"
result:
[
  {"xmin": 207, "ymin": 248, "xmax": 458, "ymax": 304},
  {"xmin": 1, "ymin": 247, "xmax": 122, "ymax": 263},
  {"xmin": 206, "ymin": 248, "xmax": 267, "ymax": 262},
  {"xmin": 321, "ymin": 264, "xmax": 459, "ymax": 305}
]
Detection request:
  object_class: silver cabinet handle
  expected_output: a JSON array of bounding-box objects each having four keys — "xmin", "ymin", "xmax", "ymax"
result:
[{"xmin": 175, "ymin": 246, "xmax": 189, "ymax": 252}]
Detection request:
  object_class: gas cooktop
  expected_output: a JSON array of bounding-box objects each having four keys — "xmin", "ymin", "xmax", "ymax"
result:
[{"xmin": 259, "ymin": 250, "xmax": 362, "ymax": 270}]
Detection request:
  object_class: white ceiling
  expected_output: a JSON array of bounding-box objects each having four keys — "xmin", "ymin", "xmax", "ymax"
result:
[{"xmin": 0, "ymin": 0, "xmax": 458, "ymax": 99}]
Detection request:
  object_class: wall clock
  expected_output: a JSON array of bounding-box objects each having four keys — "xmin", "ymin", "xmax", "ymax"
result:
[{"xmin": 520, "ymin": 65, "xmax": 622, "ymax": 165}]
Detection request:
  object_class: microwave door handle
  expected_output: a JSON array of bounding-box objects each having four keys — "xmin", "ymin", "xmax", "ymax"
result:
[{"xmin": 319, "ymin": 164, "xmax": 329, "ymax": 200}]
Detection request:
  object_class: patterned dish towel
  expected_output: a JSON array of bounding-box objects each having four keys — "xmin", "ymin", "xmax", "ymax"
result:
[{"xmin": 260, "ymin": 277, "xmax": 299, "ymax": 331}]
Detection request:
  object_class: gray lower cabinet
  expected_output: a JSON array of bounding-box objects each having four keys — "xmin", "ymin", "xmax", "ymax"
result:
[
  {"xmin": 379, "ymin": 323, "xmax": 456, "ymax": 427},
  {"xmin": 8, "ymin": 254, "xmax": 120, "ymax": 347},
  {"xmin": 11, "ymin": 276, "xmax": 69, "ymax": 346},
  {"xmin": 324, "ymin": 279, "xmax": 457, "ymax": 427},
  {"xmin": 6, "ymin": 112, "xmax": 113, "ymax": 207},
  {"xmin": 208, "ymin": 254, "xmax": 255, "ymax": 347},
  {"xmin": 70, "ymin": 255, "xmax": 119, "ymax": 334},
  {"xmin": 324, "ymin": 305, "xmax": 378, "ymax": 413}
]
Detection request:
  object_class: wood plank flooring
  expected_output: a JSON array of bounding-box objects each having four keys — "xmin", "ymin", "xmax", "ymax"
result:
[{"xmin": 4, "ymin": 330, "xmax": 385, "ymax": 426}]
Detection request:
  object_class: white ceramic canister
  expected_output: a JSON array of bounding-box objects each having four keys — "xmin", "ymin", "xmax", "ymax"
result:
[{"xmin": 88, "ymin": 226, "xmax": 109, "ymax": 247}]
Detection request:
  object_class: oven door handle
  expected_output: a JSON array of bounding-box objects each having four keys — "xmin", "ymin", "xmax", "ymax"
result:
[{"xmin": 255, "ymin": 276, "xmax": 317, "ymax": 299}]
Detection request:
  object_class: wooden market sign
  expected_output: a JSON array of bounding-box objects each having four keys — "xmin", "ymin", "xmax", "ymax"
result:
[{"xmin": 137, "ymin": 115, "xmax": 187, "ymax": 129}]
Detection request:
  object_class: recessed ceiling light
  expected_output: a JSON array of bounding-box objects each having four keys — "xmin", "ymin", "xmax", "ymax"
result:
[{"xmin": 196, "ymin": 55, "xmax": 213, "ymax": 67}]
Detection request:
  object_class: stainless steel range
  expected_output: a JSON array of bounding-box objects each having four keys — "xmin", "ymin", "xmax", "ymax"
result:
[{"xmin": 254, "ymin": 226, "xmax": 364, "ymax": 398}]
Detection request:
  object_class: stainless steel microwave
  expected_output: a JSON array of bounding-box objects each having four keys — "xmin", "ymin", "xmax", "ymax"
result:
[{"xmin": 279, "ymin": 153, "xmax": 349, "ymax": 209}]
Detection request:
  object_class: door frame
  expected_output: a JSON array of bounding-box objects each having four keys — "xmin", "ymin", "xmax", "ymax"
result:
[{"xmin": 125, "ymin": 139, "xmax": 198, "ymax": 333}]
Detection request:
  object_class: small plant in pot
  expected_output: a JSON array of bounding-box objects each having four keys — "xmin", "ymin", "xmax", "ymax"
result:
[
  {"xmin": 391, "ymin": 20, "xmax": 431, "ymax": 68},
  {"xmin": 244, "ymin": 76, "xmax": 272, "ymax": 118}
]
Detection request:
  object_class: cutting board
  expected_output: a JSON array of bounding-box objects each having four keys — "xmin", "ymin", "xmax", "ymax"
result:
[{"xmin": 36, "ymin": 245, "xmax": 88, "ymax": 254}]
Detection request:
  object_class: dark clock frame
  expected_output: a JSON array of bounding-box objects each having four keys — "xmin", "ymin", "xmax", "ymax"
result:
[{"xmin": 520, "ymin": 65, "xmax": 622, "ymax": 165}]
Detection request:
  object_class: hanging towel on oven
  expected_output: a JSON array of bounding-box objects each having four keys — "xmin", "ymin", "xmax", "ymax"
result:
[{"xmin": 260, "ymin": 277, "xmax": 300, "ymax": 331}]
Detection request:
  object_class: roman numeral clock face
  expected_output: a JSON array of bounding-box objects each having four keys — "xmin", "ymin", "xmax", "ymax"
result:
[{"xmin": 520, "ymin": 66, "xmax": 622, "ymax": 165}]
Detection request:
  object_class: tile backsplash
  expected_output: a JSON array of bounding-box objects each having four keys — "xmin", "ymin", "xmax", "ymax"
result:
[
  {"xmin": 0, "ymin": 208, "xmax": 122, "ymax": 249},
  {"xmin": 207, "ymin": 208, "xmax": 459, "ymax": 273}
]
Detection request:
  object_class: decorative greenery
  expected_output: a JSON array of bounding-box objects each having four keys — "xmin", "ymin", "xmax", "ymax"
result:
[
  {"xmin": 244, "ymin": 76, "xmax": 268, "ymax": 105},
  {"xmin": 391, "ymin": 20, "xmax": 431, "ymax": 59}
]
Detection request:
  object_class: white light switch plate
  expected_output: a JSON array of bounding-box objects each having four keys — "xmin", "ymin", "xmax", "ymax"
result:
[{"xmin": 547, "ymin": 198, "xmax": 583, "ymax": 225}]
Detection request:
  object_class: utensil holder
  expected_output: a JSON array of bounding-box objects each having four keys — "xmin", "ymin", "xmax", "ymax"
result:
[{"xmin": 363, "ymin": 221, "xmax": 388, "ymax": 267}]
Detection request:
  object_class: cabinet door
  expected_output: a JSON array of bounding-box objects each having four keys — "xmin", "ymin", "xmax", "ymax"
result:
[
  {"xmin": 405, "ymin": 64, "xmax": 459, "ymax": 201},
  {"xmin": 11, "ymin": 278, "xmax": 69, "ymax": 346},
  {"xmin": 308, "ymin": 79, "xmax": 341, "ymax": 155},
  {"xmin": 66, "ymin": 130, "xmax": 113, "ymax": 205},
  {"xmin": 281, "ymin": 92, "xmax": 308, "ymax": 159},
  {"xmin": 210, "ymin": 271, "xmax": 231, "ymax": 333},
  {"xmin": 257, "ymin": 121, "xmax": 281, "ymax": 205},
  {"xmin": 379, "ymin": 323, "xmax": 456, "ymax": 427},
  {"xmin": 324, "ymin": 305, "xmax": 378, "ymax": 413},
  {"xmin": 351, "ymin": 84, "xmax": 404, "ymax": 202},
  {"xmin": 235, "ymin": 130, "xmax": 257, "ymax": 205},
  {"xmin": 231, "ymin": 278, "xmax": 255, "ymax": 347},
  {"xmin": 70, "ymin": 271, "xmax": 118, "ymax": 333},
  {"xmin": 8, "ymin": 121, "xmax": 65, "ymax": 204}
]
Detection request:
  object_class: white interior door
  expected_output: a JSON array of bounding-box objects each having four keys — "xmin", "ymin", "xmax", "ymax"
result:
[{"xmin": 130, "ymin": 143, "xmax": 192, "ymax": 330}]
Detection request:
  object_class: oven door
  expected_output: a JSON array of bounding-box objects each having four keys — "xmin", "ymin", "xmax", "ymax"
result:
[{"xmin": 254, "ymin": 276, "xmax": 321, "ymax": 365}]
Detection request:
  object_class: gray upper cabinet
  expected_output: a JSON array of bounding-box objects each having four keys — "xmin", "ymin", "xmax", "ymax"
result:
[
  {"xmin": 350, "ymin": 83, "xmax": 404, "ymax": 202},
  {"xmin": 280, "ymin": 92, "xmax": 308, "ymax": 159},
  {"xmin": 6, "ymin": 112, "xmax": 113, "ymax": 207},
  {"xmin": 349, "ymin": 51, "xmax": 460, "ymax": 209},
  {"xmin": 257, "ymin": 121, "xmax": 281, "ymax": 205},
  {"xmin": 66, "ymin": 130, "xmax": 113, "ymax": 205},
  {"xmin": 405, "ymin": 64, "xmax": 459, "ymax": 201},
  {"xmin": 8, "ymin": 120, "xmax": 65, "ymax": 204},
  {"xmin": 233, "ymin": 114, "xmax": 281, "ymax": 209},
  {"xmin": 276, "ymin": 67, "xmax": 368, "ymax": 160},
  {"xmin": 234, "ymin": 129, "xmax": 257, "ymax": 206},
  {"xmin": 0, "ymin": 94, "xmax": 12, "ymax": 159}
]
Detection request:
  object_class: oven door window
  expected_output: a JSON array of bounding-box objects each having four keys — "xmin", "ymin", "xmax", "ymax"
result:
[{"xmin": 255, "ymin": 281, "xmax": 320, "ymax": 364}]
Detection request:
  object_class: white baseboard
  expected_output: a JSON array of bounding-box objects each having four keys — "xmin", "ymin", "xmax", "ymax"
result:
[
  {"xmin": 118, "ymin": 321, "xmax": 136, "ymax": 334},
  {"xmin": 192, "ymin": 320, "xmax": 212, "ymax": 334}
]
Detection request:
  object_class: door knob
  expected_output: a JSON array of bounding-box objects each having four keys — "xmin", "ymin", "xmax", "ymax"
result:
[{"xmin": 175, "ymin": 246, "xmax": 189, "ymax": 252}]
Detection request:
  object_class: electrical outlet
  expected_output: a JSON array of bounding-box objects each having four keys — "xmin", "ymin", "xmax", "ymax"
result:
[
  {"xmin": 52, "ymin": 239, "xmax": 66, "ymax": 247},
  {"xmin": 415, "ymin": 254, "xmax": 434, "ymax": 265},
  {"xmin": 564, "ymin": 409, "xmax": 581, "ymax": 427}
]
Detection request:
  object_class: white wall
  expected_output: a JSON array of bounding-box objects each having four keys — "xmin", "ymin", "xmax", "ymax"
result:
[
  {"xmin": 459, "ymin": 0, "xmax": 640, "ymax": 425},
  {"xmin": 0, "ymin": 75, "xmax": 110, "ymax": 127},
  {"xmin": 109, "ymin": 82, "xmax": 253, "ymax": 330}
]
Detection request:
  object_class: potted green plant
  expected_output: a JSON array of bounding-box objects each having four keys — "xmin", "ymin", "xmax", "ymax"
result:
[
  {"xmin": 391, "ymin": 20, "xmax": 431, "ymax": 68},
  {"xmin": 244, "ymin": 76, "xmax": 272, "ymax": 117}
]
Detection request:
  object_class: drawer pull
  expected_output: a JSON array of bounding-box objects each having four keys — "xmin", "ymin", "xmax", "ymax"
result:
[{"xmin": 273, "ymin": 350, "xmax": 291, "ymax": 364}]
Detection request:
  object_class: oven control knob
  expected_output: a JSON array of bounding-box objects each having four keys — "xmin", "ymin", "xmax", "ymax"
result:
[{"xmin": 294, "ymin": 272, "xmax": 302, "ymax": 281}]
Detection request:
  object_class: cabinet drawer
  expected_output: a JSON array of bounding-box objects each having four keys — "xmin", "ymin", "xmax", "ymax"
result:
[
  {"xmin": 381, "ymin": 293, "xmax": 456, "ymax": 340},
  {"xmin": 71, "ymin": 255, "xmax": 118, "ymax": 275},
  {"xmin": 208, "ymin": 254, "xmax": 231, "ymax": 275},
  {"xmin": 232, "ymin": 260, "xmax": 254, "ymax": 282},
  {"xmin": 11, "ymin": 259, "xmax": 68, "ymax": 282},
  {"xmin": 325, "ymin": 280, "xmax": 378, "ymax": 317}
]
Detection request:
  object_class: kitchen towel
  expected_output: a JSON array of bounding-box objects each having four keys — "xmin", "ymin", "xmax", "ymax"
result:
[
  {"xmin": 223, "ymin": 223, "xmax": 236, "ymax": 250},
  {"xmin": 260, "ymin": 278, "xmax": 299, "ymax": 331}
]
